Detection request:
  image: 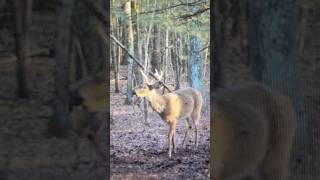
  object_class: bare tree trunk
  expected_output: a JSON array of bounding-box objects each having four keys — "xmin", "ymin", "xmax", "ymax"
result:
[
  {"xmin": 171, "ymin": 49, "xmax": 179, "ymax": 90},
  {"xmin": 123, "ymin": 0, "xmax": 134, "ymax": 105},
  {"xmin": 142, "ymin": 0, "xmax": 156, "ymax": 72},
  {"xmin": 120, "ymin": 3, "xmax": 128, "ymax": 66},
  {"xmin": 115, "ymin": 17, "xmax": 121, "ymax": 93},
  {"xmin": 111, "ymin": 12, "xmax": 120, "ymax": 93},
  {"xmin": 162, "ymin": 28, "xmax": 169, "ymax": 94},
  {"xmin": 116, "ymin": 32, "xmax": 121, "ymax": 93},
  {"xmin": 203, "ymin": 45, "xmax": 209, "ymax": 80},
  {"xmin": 188, "ymin": 35, "xmax": 204, "ymax": 92},
  {"xmin": 13, "ymin": 0, "xmax": 32, "ymax": 98},
  {"xmin": 172, "ymin": 31, "xmax": 182, "ymax": 90},
  {"xmin": 50, "ymin": 0, "xmax": 75, "ymax": 137},
  {"xmin": 132, "ymin": 0, "xmax": 142, "ymax": 85},
  {"xmin": 151, "ymin": 25, "xmax": 161, "ymax": 73}
]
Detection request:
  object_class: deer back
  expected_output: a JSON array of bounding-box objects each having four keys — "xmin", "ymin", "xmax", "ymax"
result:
[{"xmin": 162, "ymin": 87, "xmax": 202, "ymax": 120}]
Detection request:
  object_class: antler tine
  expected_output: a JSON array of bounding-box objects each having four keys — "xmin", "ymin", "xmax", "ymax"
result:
[
  {"xmin": 154, "ymin": 69, "xmax": 163, "ymax": 81},
  {"xmin": 140, "ymin": 69, "xmax": 149, "ymax": 83}
]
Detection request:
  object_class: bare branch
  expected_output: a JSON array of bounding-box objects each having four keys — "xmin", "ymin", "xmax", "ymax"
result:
[
  {"xmin": 138, "ymin": 0, "xmax": 206, "ymax": 15},
  {"xmin": 178, "ymin": 7, "xmax": 209, "ymax": 19}
]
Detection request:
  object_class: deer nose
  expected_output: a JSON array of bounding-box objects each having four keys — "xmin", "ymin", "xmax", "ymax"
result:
[{"xmin": 132, "ymin": 90, "xmax": 136, "ymax": 96}]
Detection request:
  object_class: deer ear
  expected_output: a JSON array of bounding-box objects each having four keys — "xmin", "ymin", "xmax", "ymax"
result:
[{"xmin": 147, "ymin": 84, "xmax": 154, "ymax": 90}]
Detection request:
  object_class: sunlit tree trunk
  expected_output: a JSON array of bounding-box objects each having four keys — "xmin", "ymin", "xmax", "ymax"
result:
[
  {"xmin": 132, "ymin": 0, "xmax": 142, "ymax": 85},
  {"xmin": 188, "ymin": 9, "xmax": 204, "ymax": 92},
  {"xmin": 123, "ymin": 0, "xmax": 134, "ymax": 105}
]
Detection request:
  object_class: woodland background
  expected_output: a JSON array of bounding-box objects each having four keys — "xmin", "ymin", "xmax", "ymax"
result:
[{"xmin": 109, "ymin": 0, "xmax": 210, "ymax": 179}]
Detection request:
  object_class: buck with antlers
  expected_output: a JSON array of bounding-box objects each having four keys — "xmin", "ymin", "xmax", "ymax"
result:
[{"xmin": 132, "ymin": 69, "xmax": 203, "ymax": 158}]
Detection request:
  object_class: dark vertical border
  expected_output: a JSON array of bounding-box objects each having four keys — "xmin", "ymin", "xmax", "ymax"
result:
[
  {"xmin": 105, "ymin": 0, "xmax": 111, "ymax": 178},
  {"xmin": 210, "ymin": 0, "xmax": 215, "ymax": 178}
]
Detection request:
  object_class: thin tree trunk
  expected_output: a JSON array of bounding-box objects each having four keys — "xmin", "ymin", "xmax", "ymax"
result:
[
  {"xmin": 123, "ymin": 0, "xmax": 134, "ymax": 105},
  {"xmin": 132, "ymin": 0, "xmax": 142, "ymax": 85},
  {"xmin": 112, "ymin": 16, "xmax": 120, "ymax": 93},
  {"xmin": 13, "ymin": 0, "xmax": 32, "ymax": 98},
  {"xmin": 151, "ymin": 25, "xmax": 161, "ymax": 73},
  {"xmin": 162, "ymin": 28, "xmax": 169, "ymax": 94},
  {"xmin": 203, "ymin": 45, "xmax": 209, "ymax": 82},
  {"xmin": 120, "ymin": 3, "xmax": 128, "ymax": 66},
  {"xmin": 171, "ymin": 48, "xmax": 180, "ymax": 90},
  {"xmin": 143, "ymin": 0, "xmax": 156, "ymax": 72},
  {"xmin": 115, "ymin": 17, "xmax": 121, "ymax": 93}
]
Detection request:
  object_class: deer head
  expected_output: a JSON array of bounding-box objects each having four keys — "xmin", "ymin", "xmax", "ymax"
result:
[{"xmin": 132, "ymin": 69, "xmax": 163, "ymax": 97}]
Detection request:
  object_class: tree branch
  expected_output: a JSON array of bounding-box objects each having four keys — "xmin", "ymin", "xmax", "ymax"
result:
[
  {"xmin": 178, "ymin": 7, "xmax": 209, "ymax": 19},
  {"xmin": 138, "ymin": 0, "xmax": 206, "ymax": 15}
]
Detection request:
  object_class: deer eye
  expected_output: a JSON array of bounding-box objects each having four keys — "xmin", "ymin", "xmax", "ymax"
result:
[{"xmin": 147, "ymin": 84, "xmax": 154, "ymax": 90}]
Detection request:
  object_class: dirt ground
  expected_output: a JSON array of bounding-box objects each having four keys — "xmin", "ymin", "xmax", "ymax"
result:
[{"xmin": 110, "ymin": 70, "xmax": 210, "ymax": 180}]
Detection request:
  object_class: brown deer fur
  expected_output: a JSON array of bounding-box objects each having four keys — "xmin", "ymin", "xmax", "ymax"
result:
[
  {"xmin": 70, "ymin": 71, "xmax": 108, "ymax": 112},
  {"xmin": 69, "ymin": 72, "xmax": 108, "ymax": 159},
  {"xmin": 211, "ymin": 82, "xmax": 296, "ymax": 180},
  {"xmin": 133, "ymin": 70, "xmax": 203, "ymax": 158}
]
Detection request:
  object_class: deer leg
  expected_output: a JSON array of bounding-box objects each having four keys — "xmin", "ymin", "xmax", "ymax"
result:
[
  {"xmin": 195, "ymin": 123, "xmax": 199, "ymax": 147},
  {"xmin": 192, "ymin": 113, "xmax": 200, "ymax": 147},
  {"xmin": 172, "ymin": 133, "xmax": 176, "ymax": 154},
  {"xmin": 182, "ymin": 117, "xmax": 192, "ymax": 148},
  {"xmin": 87, "ymin": 112, "xmax": 106, "ymax": 159},
  {"xmin": 71, "ymin": 132, "xmax": 80, "ymax": 168},
  {"xmin": 168, "ymin": 120, "xmax": 177, "ymax": 158}
]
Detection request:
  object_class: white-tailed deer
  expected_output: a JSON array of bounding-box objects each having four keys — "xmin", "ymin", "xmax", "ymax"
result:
[
  {"xmin": 211, "ymin": 82, "xmax": 296, "ymax": 180},
  {"xmin": 69, "ymin": 71, "xmax": 108, "ymax": 159},
  {"xmin": 132, "ymin": 69, "xmax": 203, "ymax": 158}
]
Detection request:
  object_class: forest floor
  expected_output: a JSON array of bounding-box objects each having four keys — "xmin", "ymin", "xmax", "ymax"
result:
[{"xmin": 110, "ymin": 69, "xmax": 210, "ymax": 180}]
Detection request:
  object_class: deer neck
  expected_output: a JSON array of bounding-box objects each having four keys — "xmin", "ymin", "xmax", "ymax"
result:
[{"xmin": 146, "ymin": 92, "xmax": 166, "ymax": 114}]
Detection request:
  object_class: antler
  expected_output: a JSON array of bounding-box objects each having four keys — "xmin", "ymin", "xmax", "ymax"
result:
[
  {"xmin": 154, "ymin": 69, "xmax": 163, "ymax": 81},
  {"xmin": 140, "ymin": 69, "xmax": 149, "ymax": 83}
]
